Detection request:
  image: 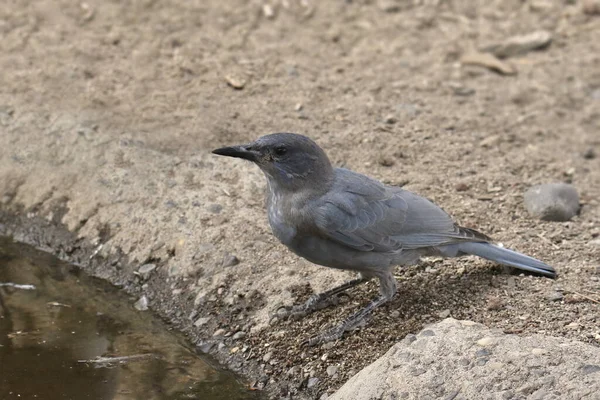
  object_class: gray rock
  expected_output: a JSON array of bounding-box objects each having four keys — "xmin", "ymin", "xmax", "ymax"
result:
[
  {"xmin": 326, "ymin": 365, "xmax": 339, "ymax": 376},
  {"xmin": 197, "ymin": 342, "xmax": 215, "ymax": 353},
  {"xmin": 330, "ymin": 318, "xmax": 600, "ymax": 400},
  {"xmin": 134, "ymin": 295, "xmax": 148, "ymax": 311},
  {"xmin": 232, "ymin": 331, "xmax": 246, "ymax": 340},
  {"xmin": 137, "ymin": 263, "xmax": 156, "ymax": 280},
  {"xmin": 524, "ymin": 183, "xmax": 579, "ymax": 221}
]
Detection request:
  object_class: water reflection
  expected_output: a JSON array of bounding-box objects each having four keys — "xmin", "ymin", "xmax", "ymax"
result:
[{"xmin": 0, "ymin": 237, "xmax": 259, "ymax": 400}]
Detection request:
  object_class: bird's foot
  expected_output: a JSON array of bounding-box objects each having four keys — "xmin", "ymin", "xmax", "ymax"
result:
[
  {"xmin": 271, "ymin": 277, "xmax": 367, "ymax": 324},
  {"xmin": 301, "ymin": 317, "xmax": 365, "ymax": 347},
  {"xmin": 301, "ymin": 295, "xmax": 388, "ymax": 346},
  {"xmin": 272, "ymin": 293, "xmax": 328, "ymax": 321}
]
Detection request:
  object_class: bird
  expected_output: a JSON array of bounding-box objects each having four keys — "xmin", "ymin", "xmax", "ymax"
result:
[{"xmin": 212, "ymin": 133, "xmax": 556, "ymax": 346}]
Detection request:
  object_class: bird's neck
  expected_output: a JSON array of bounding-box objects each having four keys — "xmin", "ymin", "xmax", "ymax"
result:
[{"xmin": 265, "ymin": 167, "xmax": 334, "ymax": 199}]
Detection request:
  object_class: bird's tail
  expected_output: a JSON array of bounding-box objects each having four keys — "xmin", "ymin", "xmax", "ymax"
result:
[{"xmin": 457, "ymin": 242, "xmax": 556, "ymax": 278}]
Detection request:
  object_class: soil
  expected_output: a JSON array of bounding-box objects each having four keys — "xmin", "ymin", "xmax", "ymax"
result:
[{"xmin": 1, "ymin": 1, "xmax": 599, "ymax": 399}]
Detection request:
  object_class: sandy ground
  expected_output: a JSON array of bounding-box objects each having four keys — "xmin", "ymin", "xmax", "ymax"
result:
[{"xmin": 1, "ymin": 0, "xmax": 599, "ymax": 398}]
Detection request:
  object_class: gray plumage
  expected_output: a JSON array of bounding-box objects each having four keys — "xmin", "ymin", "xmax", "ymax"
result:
[{"xmin": 213, "ymin": 133, "xmax": 556, "ymax": 345}]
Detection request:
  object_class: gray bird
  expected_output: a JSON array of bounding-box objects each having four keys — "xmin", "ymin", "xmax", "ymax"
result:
[{"xmin": 212, "ymin": 133, "xmax": 556, "ymax": 346}]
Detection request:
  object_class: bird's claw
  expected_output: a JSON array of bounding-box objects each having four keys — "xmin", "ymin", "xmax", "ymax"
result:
[{"xmin": 301, "ymin": 312, "xmax": 370, "ymax": 346}]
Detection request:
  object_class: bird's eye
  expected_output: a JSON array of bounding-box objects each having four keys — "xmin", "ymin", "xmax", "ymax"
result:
[{"xmin": 274, "ymin": 146, "xmax": 287, "ymax": 156}]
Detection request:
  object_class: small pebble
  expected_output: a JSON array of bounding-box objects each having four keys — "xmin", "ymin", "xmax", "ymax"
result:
[
  {"xmin": 213, "ymin": 328, "xmax": 226, "ymax": 337},
  {"xmin": 547, "ymin": 291, "xmax": 564, "ymax": 302},
  {"xmin": 222, "ymin": 254, "xmax": 240, "ymax": 267},
  {"xmin": 438, "ymin": 309, "xmax": 451, "ymax": 318},
  {"xmin": 263, "ymin": 351, "xmax": 273, "ymax": 362},
  {"xmin": 476, "ymin": 337, "xmax": 496, "ymax": 347},
  {"xmin": 455, "ymin": 182, "xmax": 470, "ymax": 192},
  {"xmin": 287, "ymin": 365, "xmax": 300, "ymax": 376},
  {"xmin": 197, "ymin": 342, "xmax": 215, "ymax": 353},
  {"xmin": 326, "ymin": 365, "xmax": 339, "ymax": 377},
  {"xmin": 194, "ymin": 317, "xmax": 211, "ymax": 327},
  {"xmin": 262, "ymin": 3, "xmax": 275, "ymax": 18},
  {"xmin": 480, "ymin": 30, "xmax": 552, "ymax": 58},
  {"xmin": 378, "ymin": 155, "xmax": 395, "ymax": 167},
  {"xmin": 488, "ymin": 362, "xmax": 504, "ymax": 370},
  {"xmin": 134, "ymin": 295, "xmax": 149, "ymax": 311},
  {"xmin": 583, "ymin": 147, "xmax": 596, "ymax": 159},
  {"xmin": 384, "ymin": 114, "xmax": 397, "ymax": 124},
  {"xmin": 531, "ymin": 348, "xmax": 547, "ymax": 355},
  {"xmin": 224, "ymin": 74, "xmax": 246, "ymax": 89},
  {"xmin": 307, "ymin": 377, "xmax": 319, "ymax": 388},
  {"xmin": 232, "ymin": 331, "xmax": 246, "ymax": 340},
  {"xmin": 486, "ymin": 296, "xmax": 504, "ymax": 310},
  {"xmin": 524, "ymin": 183, "xmax": 580, "ymax": 221},
  {"xmin": 137, "ymin": 263, "xmax": 156, "ymax": 280},
  {"xmin": 479, "ymin": 134, "xmax": 501, "ymax": 148}
]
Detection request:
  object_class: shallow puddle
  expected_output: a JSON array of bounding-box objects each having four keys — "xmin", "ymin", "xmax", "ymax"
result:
[{"xmin": 0, "ymin": 237, "xmax": 261, "ymax": 400}]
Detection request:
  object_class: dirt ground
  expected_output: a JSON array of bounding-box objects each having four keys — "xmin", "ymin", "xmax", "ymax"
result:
[{"xmin": 1, "ymin": 0, "xmax": 599, "ymax": 399}]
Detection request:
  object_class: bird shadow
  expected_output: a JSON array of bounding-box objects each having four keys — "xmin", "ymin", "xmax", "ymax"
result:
[{"xmin": 277, "ymin": 261, "xmax": 533, "ymax": 348}]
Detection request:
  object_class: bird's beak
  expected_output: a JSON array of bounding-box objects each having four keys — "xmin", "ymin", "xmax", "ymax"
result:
[{"xmin": 212, "ymin": 144, "xmax": 259, "ymax": 162}]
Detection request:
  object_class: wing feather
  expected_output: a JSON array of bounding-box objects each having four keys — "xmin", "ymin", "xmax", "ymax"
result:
[{"xmin": 312, "ymin": 168, "xmax": 489, "ymax": 252}]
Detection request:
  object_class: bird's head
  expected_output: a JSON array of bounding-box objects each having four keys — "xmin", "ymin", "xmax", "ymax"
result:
[{"xmin": 212, "ymin": 133, "xmax": 333, "ymax": 192}]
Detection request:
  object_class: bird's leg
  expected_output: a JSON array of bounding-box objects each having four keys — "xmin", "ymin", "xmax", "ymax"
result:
[
  {"xmin": 302, "ymin": 270, "xmax": 397, "ymax": 346},
  {"xmin": 302, "ymin": 295, "xmax": 389, "ymax": 346},
  {"xmin": 275, "ymin": 276, "xmax": 367, "ymax": 320}
]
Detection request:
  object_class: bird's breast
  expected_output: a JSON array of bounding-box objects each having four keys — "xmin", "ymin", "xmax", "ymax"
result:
[{"xmin": 267, "ymin": 192, "xmax": 298, "ymax": 246}]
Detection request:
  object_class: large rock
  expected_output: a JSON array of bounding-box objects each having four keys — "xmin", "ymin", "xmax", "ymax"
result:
[
  {"xmin": 524, "ymin": 183, "xmax": 580, "ymax": 221},
  {"xmin": 331, "ymin": 318, "xmax": 600, "ymax": 400}
]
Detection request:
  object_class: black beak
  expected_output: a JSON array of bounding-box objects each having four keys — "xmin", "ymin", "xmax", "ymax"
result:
[{"xmin": 212, "ymin": 145, "xmax": 258, "ymax": 162}]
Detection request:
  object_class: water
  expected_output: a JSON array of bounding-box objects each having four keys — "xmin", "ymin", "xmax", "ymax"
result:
[{"xmin": 0, "ymin": 237, "xmax": 261, "ymax": 400}]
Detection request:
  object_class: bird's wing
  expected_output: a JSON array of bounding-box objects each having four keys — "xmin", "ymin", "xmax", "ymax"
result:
[{"xmin": 311, "ymin": 169, "xmax": 489, "ymax": 252}]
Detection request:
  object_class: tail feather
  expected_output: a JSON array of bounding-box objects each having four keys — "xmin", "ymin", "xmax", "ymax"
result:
[{"xmin": 457, "ymin": 242, "xmax": 556, "ymax": 278}]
